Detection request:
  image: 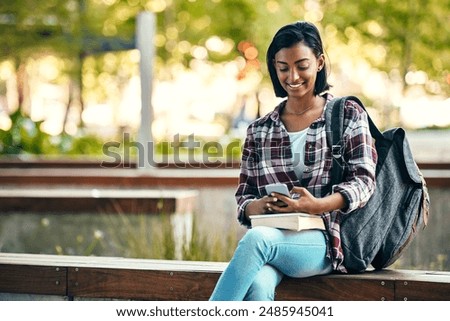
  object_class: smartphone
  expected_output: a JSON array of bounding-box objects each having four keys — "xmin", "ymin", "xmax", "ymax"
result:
[
  {"xmin": 265, "ymin": 183, "xmax": 290, "ymax": 197},
  {"xmin": 265, "ymin": 183, "xmax": 290, "ymax": 207}
]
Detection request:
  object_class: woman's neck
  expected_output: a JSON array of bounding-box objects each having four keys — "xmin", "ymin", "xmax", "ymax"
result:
[{"xmin": 285, "ymin": 95, "xmax": 320, "ymax": 115}]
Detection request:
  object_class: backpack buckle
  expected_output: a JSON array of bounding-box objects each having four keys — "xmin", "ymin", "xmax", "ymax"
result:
[{"xmin": 332, "ymin": 145, "xmax": 342, "ymax": 159}]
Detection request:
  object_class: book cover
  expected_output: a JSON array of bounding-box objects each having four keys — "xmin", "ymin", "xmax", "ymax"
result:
[{"xmin": 249, "ymin": 213, "xmax": 325, "ymax": 231}]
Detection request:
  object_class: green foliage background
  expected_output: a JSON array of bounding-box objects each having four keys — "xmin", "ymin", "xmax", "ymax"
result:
[{"xmin": 0, "ymin": 0, "xmax": 448, "ymax": 156}]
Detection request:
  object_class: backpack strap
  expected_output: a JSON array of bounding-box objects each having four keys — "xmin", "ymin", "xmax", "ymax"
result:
[
  {"xmin": 344, "ymin": 95, "xmax": 383, "ymax": 140},
  {"xmin": 325, "ymin": 95, "xmax": 380, "ymax": 188},
  {"xmin": 325, "ymin": 97, "xmax": 346, "ymax": 188}
]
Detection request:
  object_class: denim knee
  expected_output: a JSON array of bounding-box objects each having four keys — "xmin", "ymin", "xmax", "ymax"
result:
[
  {"xmin": 245, "ymin": 277, "xmax": 275, "ymax": 301},
  {"xmin": 238, "ymin": 226, "xmax": 277, "ymax": 251},
  {"xmin": 244, "ymin": 265, "xmax": 280, "ymax": 301}
]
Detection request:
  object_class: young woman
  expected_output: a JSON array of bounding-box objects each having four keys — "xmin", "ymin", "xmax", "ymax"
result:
[{"xmin": 209, "ymin": 21, "xmax": 377, "ymax": 301}]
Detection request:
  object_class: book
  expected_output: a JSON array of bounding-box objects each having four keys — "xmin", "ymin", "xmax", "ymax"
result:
[{"xmin": 249, "ymin": 213, "xmax": 325, "ymax": 231}]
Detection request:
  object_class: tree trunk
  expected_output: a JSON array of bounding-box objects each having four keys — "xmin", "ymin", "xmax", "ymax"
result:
[{"xmin": 15, "ymin": 59, "xmax": 31, "ymax": 115}]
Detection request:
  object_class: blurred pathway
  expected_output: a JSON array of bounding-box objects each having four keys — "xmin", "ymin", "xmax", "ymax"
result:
[{"xmin": 407, "ymin": 130, "xmax": 450, "ymax": 163}]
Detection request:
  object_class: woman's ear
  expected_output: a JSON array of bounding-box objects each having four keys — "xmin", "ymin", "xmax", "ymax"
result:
[{"xmin": 317, "ymin": 54, "xmax": 325, "ymax": 72}]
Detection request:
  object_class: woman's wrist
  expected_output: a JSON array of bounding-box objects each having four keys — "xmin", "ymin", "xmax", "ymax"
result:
[
  {"xmin": 244, "ymin": 199, "xmax": 257, "ymax": 218},
  {"xmin": 319, "ymin": 192, "xmax": 346, "ymax": 213},
  {"xmin": 245, "ymin": 198, "xmax": 265, "ymax": 218}
]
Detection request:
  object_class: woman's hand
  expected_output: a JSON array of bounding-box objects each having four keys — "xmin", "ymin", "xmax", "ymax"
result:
[
  {"xmin": 244, "ymin": 195, "xmax": 281, "ymax": 219},
  {"xmin": 266, "ymin": 186, "xmax": 346, "ymax": 215},
  {"xmin": 245, "ymin": 186, "xmax": 346, "ymax": 219},
  {"xmin": 266, "ymin": 187, "xmax": 321, "ymax": 215}
]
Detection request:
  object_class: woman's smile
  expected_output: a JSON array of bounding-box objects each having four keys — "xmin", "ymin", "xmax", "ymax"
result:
[{"xmin": 287, "ymin": 82, "xmax": 305, "ymax": 89}]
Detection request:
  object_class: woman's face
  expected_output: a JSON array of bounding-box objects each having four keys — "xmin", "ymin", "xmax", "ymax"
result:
[{"xmin": 274, "ymin": 42, "xmax": 324, "ymax": 99}]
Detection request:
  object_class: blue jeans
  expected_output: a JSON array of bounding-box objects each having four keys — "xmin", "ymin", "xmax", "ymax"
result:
[{"xmin": 209, "ymin": 226, "xmax": 332, "ymax": 301}]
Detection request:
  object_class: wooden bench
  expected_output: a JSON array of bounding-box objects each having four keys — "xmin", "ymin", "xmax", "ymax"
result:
[
  {"xmin": 0, "ymin": 253, "xmax": 449, "ymax": 301},
  {"xmin": 0, "ymin": 187, "xmax": 198, "ymax": 214}
]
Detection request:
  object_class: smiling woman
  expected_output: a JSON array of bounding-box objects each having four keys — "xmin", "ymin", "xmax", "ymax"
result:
[{"xmin": 209, "ymin": 21, "xmax": 377, "ymax": 301}]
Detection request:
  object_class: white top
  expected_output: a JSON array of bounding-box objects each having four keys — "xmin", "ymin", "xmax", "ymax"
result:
[{"xmin": 288, "ymin": 127, "xmax": 308, "ymax": 180}]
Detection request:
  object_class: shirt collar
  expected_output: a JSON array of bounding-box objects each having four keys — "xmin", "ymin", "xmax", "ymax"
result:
[{"xmin": 269, "ymin": 100, "xmax": 286, "ymax": 123}]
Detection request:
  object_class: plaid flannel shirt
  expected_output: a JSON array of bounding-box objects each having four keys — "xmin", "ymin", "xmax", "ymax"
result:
[{"xmin": 235, "ymin": 94, "xmax": 377, "ymax": 272}]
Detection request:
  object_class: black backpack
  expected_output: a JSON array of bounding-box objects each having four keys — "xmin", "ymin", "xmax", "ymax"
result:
[{"xmin": 325, "ymin": 96, "xmax": 430, "ymax": 273}]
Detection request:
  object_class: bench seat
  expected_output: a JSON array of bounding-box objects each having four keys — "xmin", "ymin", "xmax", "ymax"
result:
[
  {"xmin": 0, "ymin": 253, "xmax": 448, "ymax": 301},
  {"xmin": 0, "ymin": 187, "xmax": 198, "ymax": 214}
]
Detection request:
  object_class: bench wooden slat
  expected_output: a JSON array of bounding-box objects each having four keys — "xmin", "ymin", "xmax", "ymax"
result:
[
  {"xmin": 0, "ymin": 253, "xmax": 227, "ymax": 271},
  {"xmin": 68, "ymin": 267, "xmax": 220, "ymax": 300},
  {"xmin": 0, "ymin": 188, "xmax": 198, "ymax": 198},
  {"xmin": 0, "ymin": 188, "xmax": 198, "ymax": 214},
  {"xmin": 0, "ymin": 264, "xmax": 67, "ymax": 296},
  {"xmin": 395, "ymin": 280, "xmax": 450, "ymax": 301},
  {"xmin": 276, "ymin": 276, "xmax": 394, "ymax": 301},
  {"xmin": 1, "ymin": 167, "xmax": 447, "ymax": 188},
  {"xmin": 0, "ymin": 168, "xmax": 240, "ymax": 188}
]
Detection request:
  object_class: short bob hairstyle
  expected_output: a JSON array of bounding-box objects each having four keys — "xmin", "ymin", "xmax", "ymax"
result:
[{"xmin": 267, "ymin": 21, "xmax": 331, "ymax": 98}]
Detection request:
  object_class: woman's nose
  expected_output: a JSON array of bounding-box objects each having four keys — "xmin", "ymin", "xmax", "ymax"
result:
[{"xmin": 288, "ymin": 68, "xmax": 300, "ymax": 82}]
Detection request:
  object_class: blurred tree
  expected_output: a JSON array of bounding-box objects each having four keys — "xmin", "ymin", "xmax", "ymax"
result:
[
  {"xmin": 1, "ymin": 0, "xmax": 448, "ymax": 141},
  {"xmin": 322, "ymin": 0, "xmax": 449, "ymax": 96},
  {"xmin": 0, "ymin": 0, "xmax": 259, "ymax": 133},
  {"xmin": 0, "ymin": 0, "xmax": 77, "ymax": 113},
  {"xmin": 150, "ymin": 0, "xmax": 259, "ymax": 71}
]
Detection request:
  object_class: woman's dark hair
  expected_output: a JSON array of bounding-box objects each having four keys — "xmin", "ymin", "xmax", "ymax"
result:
[{"xmin": 266, "ymin": 21, "xmax": 330, "ymax": 97}]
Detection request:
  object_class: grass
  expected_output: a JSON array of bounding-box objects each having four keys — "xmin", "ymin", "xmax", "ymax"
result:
[{"xmin": 102, "ymin": 201, "xmax": 238, "ymax": 262}]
